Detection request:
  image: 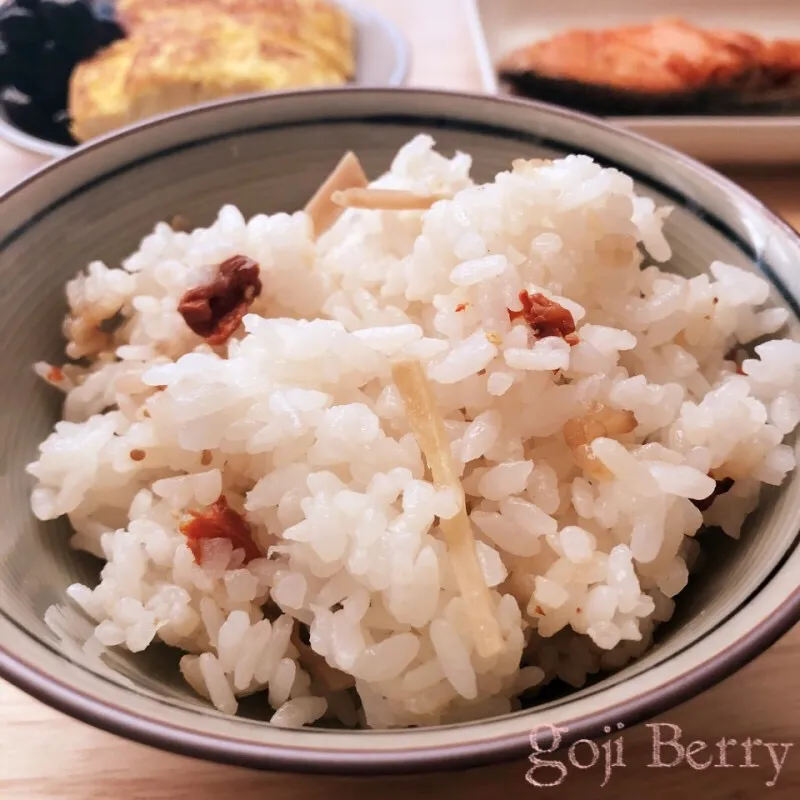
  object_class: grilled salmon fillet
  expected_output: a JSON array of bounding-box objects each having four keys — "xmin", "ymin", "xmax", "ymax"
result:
[
  {"xmin": 499, "ymin": 17, "xmax": 800, "ymax": 96},
  {"xmin": 69, "ymin": 0, "xmax": 353, "ymax": 143}
]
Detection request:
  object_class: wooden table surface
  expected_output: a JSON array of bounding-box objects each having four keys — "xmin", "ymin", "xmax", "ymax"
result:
[{"xmin": 1, "ymin": 1, "xmax": 799, "ymax": 797}]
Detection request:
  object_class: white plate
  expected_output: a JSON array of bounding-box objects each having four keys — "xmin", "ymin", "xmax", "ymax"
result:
[
  {"xmin": 0, "ymin": 0, "xmax": 410, "ymax": 160},
  {"xmin": 466, "ymin": 0, "xmax": 800, "ymax": 165}
]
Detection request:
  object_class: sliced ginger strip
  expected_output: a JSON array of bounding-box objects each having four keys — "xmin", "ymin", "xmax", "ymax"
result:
[
  {"xmin": 331, "ymin": 187, "xmax": 448, "ymax": 211},
  {"xmin": 392, "ymin": 360, "xmax": 504, "ymax": 659},
  {"xmin": 304, "ymin": 151, "xmax": 369, "ymax": 237},
  {"xmin": 563, "ymin": 402, "xmax": 637, "ymax": 481}
]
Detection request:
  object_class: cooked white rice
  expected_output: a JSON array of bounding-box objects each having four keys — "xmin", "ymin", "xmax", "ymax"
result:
[{"xmin": 28, "ymin": 135, "xmax": 800, "ymax": 729}]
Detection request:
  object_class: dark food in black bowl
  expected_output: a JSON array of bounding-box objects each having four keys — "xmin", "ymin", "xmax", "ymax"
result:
[
  {"xmin": 0, "ymin": 0, "xmax": 125, "ymax": 145},
  {"xmin": 498, "ymin": 17, "xmax": 800, "ymax": 117}
]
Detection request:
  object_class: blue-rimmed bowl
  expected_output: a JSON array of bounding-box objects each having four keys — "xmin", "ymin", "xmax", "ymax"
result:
[{"xmin": 0, "ymin": 88, "xmax": 798, "ymax": 774}]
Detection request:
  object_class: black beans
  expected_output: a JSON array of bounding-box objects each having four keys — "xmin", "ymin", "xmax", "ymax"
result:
[
  {"xmin": 93, "ymin": 1, "xmax": 125, "ymax": 47},
  {"xmin": 48, "ymin": 108, "xmax": 74, "ymax": 144},
  {"xmin": 0, "ymin": 0, "xmax": 126, "ymax": 145},
  {"xmin": 1, "ymin": 86, "xmax": 51, "ymax": 136},
  {"xmin": 40, "ymin": 0, "xmax": 100, "ymax": 61},
  {"xmin": 0, "ymin": 38, "xmax": 10, "ymax": 86},
  {"xmin": 36, "ymin": 40, "xmax": 72, "ymax": 110},
  {"xmin": 0, "ymin": 4, "xmax": 44, "ymax": 47},
  {"xmin": 2, "ymin": 46, "xmax": 38, "ymax": 96}
]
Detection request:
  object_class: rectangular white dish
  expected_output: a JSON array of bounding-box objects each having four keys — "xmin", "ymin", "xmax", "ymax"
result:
[{"xmin": 466, "ymin": 0, "xmax": 800, "ymax": 165}]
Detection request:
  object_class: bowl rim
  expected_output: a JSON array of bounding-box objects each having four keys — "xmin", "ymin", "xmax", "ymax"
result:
[
  {"xmin": 0, "ymin": 0, "xmax": 411, "ymax": 160},
  {"xmin": 1, "ymin": 85, "xmax": 800, "ymax": 774}
]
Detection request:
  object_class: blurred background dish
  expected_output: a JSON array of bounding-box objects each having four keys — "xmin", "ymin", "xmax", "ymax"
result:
[
  {"xmin": 0, "ymin": 0, "xmax": 409, "ymax": 158},
  {"xmin": 497, "ymin": 18, "xmax": 800, "ymax": 116},
  {"xmin": 467, "ymin": 0, "xmax": 800, "ymax": 164},
  {"xmin": 68, "ymin": 0, "xmax": 357, "ymax": 143}
]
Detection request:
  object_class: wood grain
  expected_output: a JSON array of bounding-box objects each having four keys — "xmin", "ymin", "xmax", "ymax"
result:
[{"xmin": 1, "ymin": 0, "xmax": 799, "ymax": 796}]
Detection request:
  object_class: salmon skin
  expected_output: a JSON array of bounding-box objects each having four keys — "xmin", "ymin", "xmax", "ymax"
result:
[{"xmin": 498, "ymin": 17, "xmax": 800, "ymax": 116}]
